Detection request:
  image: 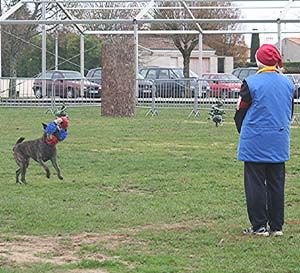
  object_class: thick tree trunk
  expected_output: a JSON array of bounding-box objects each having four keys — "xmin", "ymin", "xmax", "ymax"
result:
[
  {"xmin": 182, "ymin": 51, "xmax": 193, "ymax": 97},
  {"xmin": 101, "ymin": 36, "xmax": 136, "ymax": 117}
]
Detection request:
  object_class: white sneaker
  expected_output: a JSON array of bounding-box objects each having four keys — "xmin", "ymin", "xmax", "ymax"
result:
[
  {"xmin": 243, "ymin": 226, "xmax": 269, "ymax": 237},
  {"xmin": 270, "ymin": 230, "xmax": 283, "ymax": 236}
]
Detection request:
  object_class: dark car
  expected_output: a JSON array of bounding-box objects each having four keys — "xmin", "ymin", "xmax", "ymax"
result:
[
  {"xmin": 284, "ymin": 73, "xmax": 300, "ymax": 98},
  {"xmin": 202, "ymin": 73, "xmax": 242, "ymax": 98},
  {"xmin": 86, "ymin": 67, "xmax": 102, "ymax": 84},
  {"xmin": 33, "ymin": 70, "xmax": 101, "ymax": 98},
  {"xmin": 86, "ymin": 67, "xmax": 153, "ymax": 97},
  {"xmin": 232, "ymin": 67, "xmax": 258, "ymax": 81},
  {"xmin": 137, "ymin": 73, "xmax": 153, "ymax": 97},
  {"xmin": 139, "ymin": 66, "xmax": 209, "ymax": 98}
]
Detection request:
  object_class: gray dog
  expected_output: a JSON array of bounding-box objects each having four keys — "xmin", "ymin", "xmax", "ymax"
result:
[{"xmin": 13, "ymin": 123, "xmax": 63, "ymax": 184}]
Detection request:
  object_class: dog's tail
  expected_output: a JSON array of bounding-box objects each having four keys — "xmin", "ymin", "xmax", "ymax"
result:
[
  {"xmin": 16, "ymin": 137, "xmax": 25, "ymax": 145},
  {"xmin": 13, "ymin": 137, "xmax": 25, "ymax": 151}
]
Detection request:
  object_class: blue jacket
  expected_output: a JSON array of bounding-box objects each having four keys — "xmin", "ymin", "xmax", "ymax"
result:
[
  {"xmin": 45, "ymin": 121, "xmax": 68, "ymax": 142},
  {"xmin": 238, "ymin": 72, "xmax": 294, "ymax": 163}
]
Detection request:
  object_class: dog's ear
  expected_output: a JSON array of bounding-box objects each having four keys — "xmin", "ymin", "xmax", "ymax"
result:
[{"xmin": 42, "ymin": 123, "xmax": 47, "ymax": 130}]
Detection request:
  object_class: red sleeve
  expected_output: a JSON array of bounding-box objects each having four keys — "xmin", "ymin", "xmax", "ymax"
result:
[
  {"xmin": 46, "ymin": 135, "xmax": 58, "ymax": 145},
  {"xmin": 239, "ymin": 100, "xmax": 250, "ymax": 109},
  {"xmin": 234, "ymin": 81, "xmax": 252, "ymax": 133}
]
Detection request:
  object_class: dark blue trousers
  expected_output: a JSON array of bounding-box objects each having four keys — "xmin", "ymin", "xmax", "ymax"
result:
[{"xmin": 244, "ymin": 162, "xmax": 285, "ymax": 231}]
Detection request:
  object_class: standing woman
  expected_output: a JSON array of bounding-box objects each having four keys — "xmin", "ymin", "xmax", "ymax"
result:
[{"xmin": 235, "ymin": 44, "xmax": 295, "ymax": 236}]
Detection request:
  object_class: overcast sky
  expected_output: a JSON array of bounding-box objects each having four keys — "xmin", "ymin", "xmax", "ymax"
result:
[{"xmin": 234, "ymin": 1, "xmax": 300, "ymax": 46}]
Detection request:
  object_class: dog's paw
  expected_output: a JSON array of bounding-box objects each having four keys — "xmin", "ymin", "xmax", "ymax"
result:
[
  {"xmin": 46, "ymin": 173, "xmax": 50, "ymax": 179},
  {"xmin": 58, "ymin": 175, "xmax": 64, "ymax": 180}
]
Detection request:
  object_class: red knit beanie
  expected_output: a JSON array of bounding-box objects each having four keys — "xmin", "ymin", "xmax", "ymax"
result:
[
  {"xmin": 59, "ymin": 116, "xmax": 69, "ymax": 129},
  {"xmin": 256, "ymin": 44, "xmax": 283, "ymax": 68}
]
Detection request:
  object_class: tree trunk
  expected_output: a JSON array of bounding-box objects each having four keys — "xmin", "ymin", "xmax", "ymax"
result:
[
  {"xmin": 9, "ymin": 54, "xmax": 17, "ymax": 97},
  {"xmin": 183, "ymin": 52, "xmax": 191, "ymax": 78},
  {"xmin": 182, "ymin": 51, "xmax": 193, "ymax": 97},
  {"xmin": 101, "ymin": 36, "xmax": 136, "ymax": 117}
]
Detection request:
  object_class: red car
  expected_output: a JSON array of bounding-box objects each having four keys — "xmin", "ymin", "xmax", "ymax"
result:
[
  {"xmin": 33, "ymin": 70, "xmax": 101, "ymax": 98},
  {"xmin": 202, "ymin": 73, "xmax": 242, "ymax": 98}
]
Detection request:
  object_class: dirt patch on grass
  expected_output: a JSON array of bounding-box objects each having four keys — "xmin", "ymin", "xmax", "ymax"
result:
[
  {"xmin": 286, "ymin": 219, "xmax": 300, "ymax": 225},
  {"xmin": 0, "ymin": 221, "xmax": 207, "ymax": 269},
  {"xmin": 286, "ymin": 173, "xmax": 300, "ymax": 178},
  {"xmin": 64, "ymin": 269, "xmax": 107, "ymax": 273},
  {"xmin": 0, "ymin": 233, "xmax": 128, "ymax": 269},
  {"xmin": 62, "ymin": 269, "xmax": 110, "ymax": 273}
]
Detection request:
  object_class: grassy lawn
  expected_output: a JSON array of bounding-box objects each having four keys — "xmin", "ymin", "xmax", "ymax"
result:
[{"xmin": 0, "ymin": 106, "xmax": 300, "ymax": 273}]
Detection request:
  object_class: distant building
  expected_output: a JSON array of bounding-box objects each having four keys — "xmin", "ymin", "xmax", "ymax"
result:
[
  {"xmin": 277, "ymin": 38, "xmax": 300, "ymax": 62},
  {"xmin": 138, "ymin": 35, "xmax": 234, "ymax": 74}
]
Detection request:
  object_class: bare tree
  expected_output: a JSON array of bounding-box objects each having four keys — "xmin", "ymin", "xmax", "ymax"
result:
[
  {"xmin": 1, "ymin": 0, "xmax": 39, "ymax": 95},
  {"xmin": 205, "ymin": 32, "xmax": 249, "ymax": 67},
  {"xmin": 1, "ymin": 0, "xmax": 62, "ymax": 96},
  {"xmin": 64, "ymin": 1, "xmax": 143, "ymax": 32},
  {"xmin": 153, "ymin": 1, "xmax": 248, "ymax": 76}
]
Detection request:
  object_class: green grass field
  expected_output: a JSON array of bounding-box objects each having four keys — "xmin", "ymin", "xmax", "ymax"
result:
[{"xmin": 0, "ymin": 106, "xmax": 300, "ymax": 273}]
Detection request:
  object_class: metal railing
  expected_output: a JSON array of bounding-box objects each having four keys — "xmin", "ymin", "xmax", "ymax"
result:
[
  {"xmin": 0, "ymin": 76, "xmax": 101, "ymax": 108},
  {"xmin": 136, "ymin": 78, "xmax": 243, "ymax": 116},
  {"xmin": 0, "ymin": 76, "xmax": 299, "ymax": 121}
]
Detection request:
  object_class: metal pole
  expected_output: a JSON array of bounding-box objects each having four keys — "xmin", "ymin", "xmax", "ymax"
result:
[
  {"xmin": 2, "ymin": 18, "xmax": 300, "ymax": 25},
  {"xmin": 188, "ymin": 32, "xmax": 202, "ymax": 118},
  {"xmin": 0, "ymin": 3, "xmax": 1, "ymax": 78},
  {"xmin": 55, "ymin": 31, "xmax": 58, "ymax": 70},
  {"xmin": 80, "ymin": 33, "xmax": 85, "ymax": 97},
  {"xmin": 0, "ymin": 26, "xmax": 2, "ymax": 77},
  {"xmin": 277, "ymin": 18, "xmax": 282, "ymax": 54},
  {"xmin": 196, "ymin": 32, "xmax": 203, "ymax": 115},
  {"xmin": 133, "ymin": 19, "xmax": 139, "ymax": 97},
  {"xmin": 41, "ymin": 1, "xmax": 47, "ymax": 97},
  {"xmin": 198, "ymin": 32, "xmax": 203, "ymax": 77},
  {"xmin": 146, "ymin": 82, "xmax": 158, "ymax": 116}
]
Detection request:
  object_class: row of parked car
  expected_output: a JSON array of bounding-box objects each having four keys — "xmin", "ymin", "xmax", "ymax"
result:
[
  {"xmin": 32, "ymin": 66, "xmax": 300, "ymax": 99},
  {"xmin": 33, "ymin": 70, "xmax": 101, "ymax": 99},
  {"xmin": 33, "ymin": 67, "xmax": 241, "ymax": 98},
  {"xmin": 232, "ymin": 67, "xmax": 300, "ymax": 98},
  {"xmin": 32, "ymin": 66, "xmax": 243, "ymax": 99},
  {"xmin": 32, "ymin": 67, "xmax": 201, "ymax": 99}
]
